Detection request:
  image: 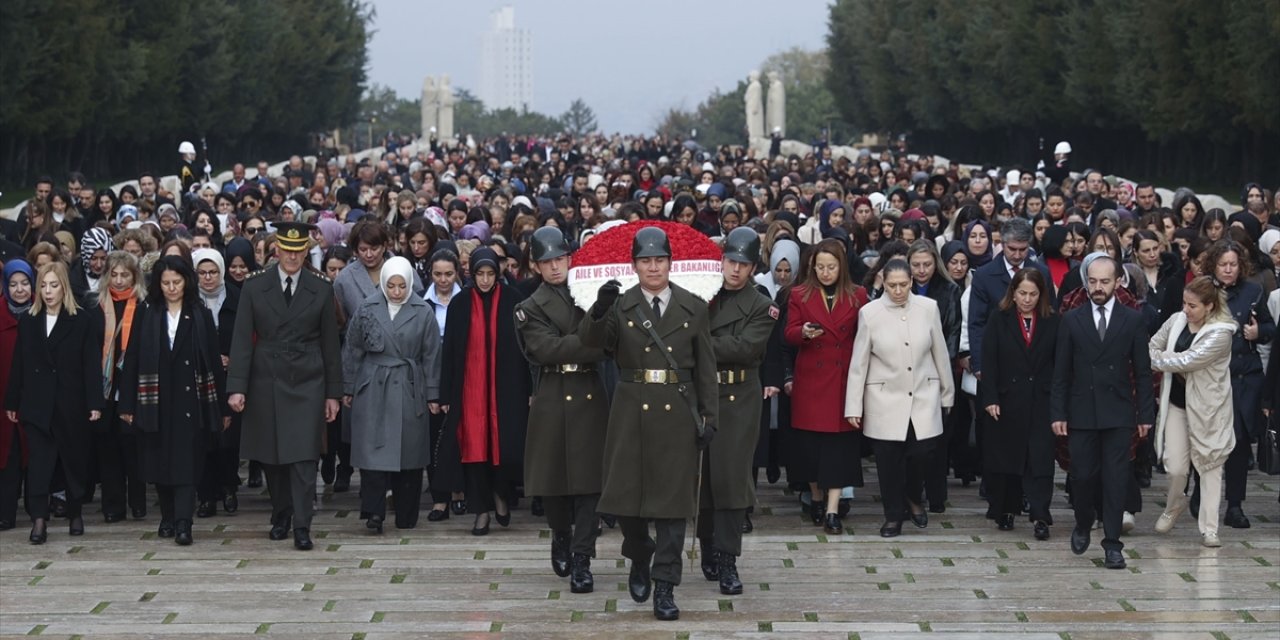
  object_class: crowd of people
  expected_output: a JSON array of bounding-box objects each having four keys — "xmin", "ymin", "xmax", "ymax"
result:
[{"xmin": 1, "ymin": 133, "xmax": 1277, "ymax": 619}]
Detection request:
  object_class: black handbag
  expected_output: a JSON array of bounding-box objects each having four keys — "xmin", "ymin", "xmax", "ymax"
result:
[{"xmin": 1259, "ymin": 419, "xmax": 1280, "ymax": 476}]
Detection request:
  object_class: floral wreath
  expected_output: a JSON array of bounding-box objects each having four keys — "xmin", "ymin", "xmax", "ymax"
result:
[{"xmin": 568, "ymin": 221, "xmax": 723, "ymax": 311}]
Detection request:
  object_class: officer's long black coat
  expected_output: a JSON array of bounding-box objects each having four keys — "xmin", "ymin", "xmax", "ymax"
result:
[{"xmin": 435, "ymin": 282, "xmax": 530, "ymax": 490}]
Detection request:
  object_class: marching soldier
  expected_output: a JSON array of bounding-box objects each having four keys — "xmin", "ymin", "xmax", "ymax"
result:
[
  {"xmin": 698, "ymin": 227, "xmax": 777, "ymax": 595},
  {"xmin": 516, "ymin": 228, "xmax": 610, "ymax": 594},
  {"xmin": 580, "ymin": 227, "xmax": 718, "ymax": 621},
  {"xmin": 227, "ymin": 222, "xmax": 342, "ymax": 551}
]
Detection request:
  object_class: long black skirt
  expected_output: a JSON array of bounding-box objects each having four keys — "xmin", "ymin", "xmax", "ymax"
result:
[{"xmin": 786, "ymin": 428, "xmax": 862, "ymax": 488}]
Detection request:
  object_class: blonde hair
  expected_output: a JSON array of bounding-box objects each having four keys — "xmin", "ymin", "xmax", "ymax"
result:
[
  {"xmin": 1184, "ymin": 275, "xmax": 1234, "ymax": 325},
  {"xmin": 103, "ymin": 251, "xmax": 146, "ymax": 301},
  {"xmin": 31, "ymin": 261, "xmax": 80, "ymax": 316}
]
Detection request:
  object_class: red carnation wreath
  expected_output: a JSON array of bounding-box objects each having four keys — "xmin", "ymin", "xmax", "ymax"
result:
[{"xmin": 568, "ymin": 220, "xmax": 723, "ymax": 311}]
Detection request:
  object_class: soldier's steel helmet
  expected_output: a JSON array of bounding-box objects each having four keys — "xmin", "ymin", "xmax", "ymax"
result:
[
  {"xmin": 631, "ymin": 227, "xmax": 672, "ymax": 260},
  {"xmin": 721, "ymin": 227, "xmax": 761, "ymax": 264}
]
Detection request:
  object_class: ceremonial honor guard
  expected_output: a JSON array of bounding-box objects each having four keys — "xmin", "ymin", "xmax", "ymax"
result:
[
  {"xmin": 579, "ymin": 227, "xmax": 718, "ymax": 621},
  {"xmin": 699, "ymin": 227, "xmax": 777, "ymax": 595},
  {"xmin": 516, "ymin": 227, "xmax": 610, "ymax": 593},
  {"xmin": 227, "ymin": 222, "xmax": 342, "ymax": 551}
]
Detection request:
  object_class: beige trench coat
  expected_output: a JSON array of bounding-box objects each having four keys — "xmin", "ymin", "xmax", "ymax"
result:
[{"xmin": 1150, "ymin": 313, "xmax": 1237, "ymax": 472}]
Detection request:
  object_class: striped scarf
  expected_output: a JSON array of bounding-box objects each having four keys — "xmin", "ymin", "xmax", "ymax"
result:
[{"xmin": 133, "ymin": 304, "xmax": 222, "ymax": 434}]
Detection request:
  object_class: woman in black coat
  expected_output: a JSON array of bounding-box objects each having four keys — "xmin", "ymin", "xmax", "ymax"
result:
[
  {"xmin": 192, "ymin": 249, "xmax": 241, "ymax": 518},
  {"xmin": 119, "ymin": 256, "xmax": 228, "ymax": 546},
  {"xmin": 979, "ymin": 268, "xmax": 1060, "ymax": 540},
  {"xmin": 5, "ymin": 261, "xmax": 104, "ymax": 544},
  {"xmin": 435, "ymin": 248, "xmax": 530, "ymax": 535}
]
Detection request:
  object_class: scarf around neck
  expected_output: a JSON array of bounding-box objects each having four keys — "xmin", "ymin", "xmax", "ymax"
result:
[{"xmin": 459, "ymin": 285, "xmax": 502, "ymax": 465}]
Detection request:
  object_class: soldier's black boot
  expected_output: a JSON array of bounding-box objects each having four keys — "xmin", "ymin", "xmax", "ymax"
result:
[
  {"xmin": 551, "ymin": 530, "xmax": 572, "ymax": 577},
  {"xmin": 718, "ymin": 553, "xmax": 743, "ymax": 595},
  {"xmin": 699, "ymin": 539, "xmax": 718, "ymax": 581},
  {"xmin": 628, "ymin": 556, "xmax": 651, "ymax": 603},
  {"xmin": 652, "ymin": 580, "xmax": 679, "ymax": 620},
  {"xmin": 569, "ymin": 553, "xmax": 594, "ymax": 593}
]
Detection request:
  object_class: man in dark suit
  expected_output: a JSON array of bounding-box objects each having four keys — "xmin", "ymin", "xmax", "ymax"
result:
[
  {"xmin": 227, "ymin": 222, "xmax": 342, "ymax": 552},
  {"xmin": 1050, "ymin": 256, "xmax": 1154, "ymax": 569},
  {"xmin": 968, "ymin": 217, "xmax": 1052, "ymax": 378}
]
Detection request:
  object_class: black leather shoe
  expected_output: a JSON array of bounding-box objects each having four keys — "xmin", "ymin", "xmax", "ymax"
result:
[
  {"xmin": 196, "ymin": 501, "xmax": 217, "ymax": 518},
  {"xmin": 366, "ymin": 515, "xmax": 384, "ymax": 534},
  {"xmin": 103, "ymin": 512, "xmax": 125, "ymax": 523},
  {"xmin": 569, "ymin": 553, "xmax": 594, "ymax": 594},
  {"xmin": 494, "ymin": 510, "xmax": 511, "ymax": 527},
  {"xmin": 837, "ymin": 499, "xmax": 851, "ymax": 518},
  {"xmin": 246, "ymin": 465, "xmax": 263, "ymax": 488},
  {"xmin": 50, "ymin": 497, "xmax": 67, "ymax": 519},
  {"xmin": 293, "ymin": 528, "xmax": 313, "ymax": 550},
  {"xmin": 929, "ymin": 503, "xmax": 947, "ymax": 514},
  {"xmin": 0, "ymin": 519, "xmax": 14, "ymax": 531},
  {"xmin": 823, "ymin": 512, "xmax": 843, "ymax": 535},
  {"xmin": 600, "ymin": 513, "xmax": 616, "ymax": 528},
  {"xmin": 997, "ymin": 514, "xmax": 1015, "ymax": 531},
  {"xmin": 551, "ymin": 530, "xmax": 572, "ymax": 577},
  {"xmin": 909, "ymin": 509, "xmax": 928, "ymax": 529},
  {"xmin": 131, "ymin": 507, "xmax": 147, "ymax": 520},
  {"xmin": 810, "ymin": 506, "xmax": 824, "ymax": 526},
  {"xmin": 426, "ymin": 508, "xmax": 449, "ymax": 522},
  {"xmin": 158, "ymin": 521, "xmax": 175, "ymax": 538},
  {"xmin": 471, "ymin": 513, "xmax": 490, "ymax": 536},
  {"xmin": 269, "ymin": 515, "xmax": 291, "ymax": 541},
  {"xmin": 223, "ymin": 493, "xmax": 238, "ymax": 514},
  {"xmin": 68, "ymin": 516, "xmax": 84, "ymax": 536},
  {"xmin": 174, "ymin": 520, "xmax": 193, "ymax": 546},
  {"xmin": 1104, "ymin": 549, "xmax": 1126, "ymax": 569},
  {"xmin": 766, "ymin": 466, "xmax": 781, "ymax": 484},
  {"xmin": 880, "ymin": 521, "xmax": 902, "ymax": 538},
  {"xmin": 29, "ymin": 519, "xmax": 47, "ymax": 545},
  {"xmin": 1070, "ymin": 526, "xmax": 1090, "ymax": 555},
  {"xmin": 699, "ymin": 540, "xmax": 719, "ymax": 581},
  {"xmin": 652, "ymin": 580, "xmax": 679, "ymax": 620},
  {"xmin": 450, "ymin": 500, "xmax": 467, "ymax": 516},
  {"xmin": 1224, "ymin": 506, "xmax": 1251, "ymax": 529},
  {"xmin": 718, "ymin": 553, "xmax": 743, "ymax": 595},
  {"xmin": 1034, "ymin": 521, "xmax": 1050, "ymax": 540},
  {"xmin": 333, "ymin": 469, "xmax": 352, "ymax": 493},
  {"xmin": 320, "ymin": 455, "xmax": 336, "ymax": 485},
  {"xmin": 530, "ymin": 496, "xmax": 544, "ymax": 517},
  {"xmin": 628, "ymin": 557, "xmax": 652, "ymax": 603},
  {"xmin": 741, "ymin": 512, "xmax": 753, "ymax": 534}
]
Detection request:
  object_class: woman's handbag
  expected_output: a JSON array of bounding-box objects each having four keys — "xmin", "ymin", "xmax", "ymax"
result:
[{"xmin": 1258, "ymin": 421, "xmax": 1280, "ymax": 476}]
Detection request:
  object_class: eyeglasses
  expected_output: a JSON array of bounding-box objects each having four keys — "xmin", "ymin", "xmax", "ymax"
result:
[
  {"xmin": 197, "ymin": 270, "xmax": 221, "ymax": 279},
  {"xmin": 246, "ymin": 226, "xmax": 264, "ymax": 234}
]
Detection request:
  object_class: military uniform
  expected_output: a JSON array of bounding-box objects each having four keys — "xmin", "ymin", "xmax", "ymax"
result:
[
  {"xmin": 578, "ymin": 227, "xmax": 718, "ymax": 621},
  {"xmin": 227, "ymin": 223, "xmax": 342, "ymax": 548}
]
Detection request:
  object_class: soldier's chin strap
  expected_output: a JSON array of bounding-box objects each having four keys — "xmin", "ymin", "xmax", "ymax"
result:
[{"xmin": 633, "ymin": 308, "xmax": 706, "ymax": 566}]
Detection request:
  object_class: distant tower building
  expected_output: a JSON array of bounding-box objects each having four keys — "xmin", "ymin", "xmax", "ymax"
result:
[{"xmin": 479, "ymin": 6, "xmax": 533, "ymax": 112}]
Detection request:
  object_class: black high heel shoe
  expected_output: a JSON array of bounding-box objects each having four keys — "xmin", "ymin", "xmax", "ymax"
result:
[
  {"xmin": 495, "ymin": 504, "xmax": 511, "ymax": 528},
  {"xmin": 223, "ymin": 493, "xmax": 238, "ymax": 514},
  {"xmin": 426, "ymin": 506, "xmax": 449, "ymax": 522},
  {"xmin": 471, "ymin": 513, "xmax": 491, "ymax": 536},
  {"xmin": 879, "ymin": 521, "xmax": 903, "ymax": 538},
  {"xmin": 29, "ymin": 518, "xmax": 48, "ymax": 545},
  {"xmin": 68, "ymin": 516, "xmax": 84, "ymax": 536},
  {"xmin": 450, "ymin": 500, "xmax": 467, "ymax": 516}
]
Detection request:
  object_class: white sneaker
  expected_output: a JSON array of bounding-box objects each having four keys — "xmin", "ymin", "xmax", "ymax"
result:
[
  {"xmin": 1154, "ymin": 511, "xmax": 1177, "ymax": 534},
  {"xmin": 1121, "ymin": 512, "xmax": 1136, "ymax": 534},
  {"xmin": 1201, "ymin": 532, "xmax": 1222, "ymax": 548}
]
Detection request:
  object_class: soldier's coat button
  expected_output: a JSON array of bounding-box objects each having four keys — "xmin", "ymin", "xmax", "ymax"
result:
[
  {"xmin": 664, "ymin": 404, "xmax": 671, "ymax": 411},
  {"xmin": 628, "ymin": 321, "xmax": 634, "ymax": 327},
  {"xmin": 667, "ymin": 346, "xmax": 672, "ymax": 352},
  {"xmin": 684, "ymin": 322, "xmax": 689, "ymax": 328},
  {"xmin": 729, "ymin": 395, "xmax": 736, "ymax": 402},
  {"xmin": 565, "ymin": 395, "xmax": 572, "ymax": 401},
  {"xmin": 642, "ymin": 404, "xmax": 649, "ymax": 411},
  {"xmin": 586, "ymin": 394, "xmax": 592, "ymax": 400},
  {"xmin": 645, "ymin": 346, "xmax": 651, "ymax": 352}
]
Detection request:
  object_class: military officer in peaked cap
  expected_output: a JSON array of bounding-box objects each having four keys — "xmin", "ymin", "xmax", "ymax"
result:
[
  {"xmin": 579, "ymin": 226, "xmax": 718, "ymax": 621},
  {"xmin": 227, "ymin": 221, "xmax": 342, "ymax": 551},
  {"xmin": 697, "ymin": 227, "xmax": 777, "ymax": 595},
  {"xmin": 516, "ymin": 227, "xmax": 611, "ymax": 594}
]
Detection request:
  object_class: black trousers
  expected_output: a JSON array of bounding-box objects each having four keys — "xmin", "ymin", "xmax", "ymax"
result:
[
  {"xmin": 987, "ymin": 471, "xmax": 1053, "ymax": 522},
  {"xmin": 868, "ymin": 423, "xmax": 933, "ymax": 522},
  {"xmin": 198, "ymin": 420, "xmax": 241, "ymax": 502},
  {"xmin": 263, "ymin": 460, "xmax": 317, "ymax": 530},
  {"xmin": 949, "ymin": 393, "xmax": 980, "ymax": 480},
  {"xmin": 542, "ymin": 494, "xmax": 601, "ymax": 556},
  {"xmin": 464, "ymin": 463, "xmax": 516, "ymax": 515},
  {"xmin": 24, "ymin": 424, "xmax": 85, "ymax": 520},
  {"xmin": 360, "ymin": 468, "xmax": 424, "ymax": 528},
  {"xmin": 155, "ymin": 483, "xmax": 196, "ymax": 523},
  {"xmin": 696, "ymin": 508, "xmax": 747, "ymax": 556},
  {"xmin": 1069, "ymin": 427, "xmax": 1131, "ymax": 552},
  {"xmin": 0, "ymin": 428, "xmax": 22, "ymax": 524},
  {"xmin": 321, "ymin": 417, "xmax": 353, "ymax": 484},
  {"xmin": 94, "ymin": 421, "xmax": 145, "ymax": 517},
  {"xmin": 618, "ymin": 516, "xmax": 687, "ymax": 585},
  {"xmin": 924, "ymin": 410, "xmax": 954, "ymax": 508}
]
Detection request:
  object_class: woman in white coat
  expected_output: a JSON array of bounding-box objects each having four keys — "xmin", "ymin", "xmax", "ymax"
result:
[
  {"xmin": 1149, "ymin": 275, "xmax": 1236, "ymax": 547},
  {"xmin": 845, "ymin": 259, "xmax": 955, "ymax": 538}
]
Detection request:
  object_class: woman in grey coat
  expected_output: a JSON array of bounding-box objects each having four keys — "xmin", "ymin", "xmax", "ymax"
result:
[{"xmin": 342, "ymin": 257, "xmax": 441, "ymax": 533}]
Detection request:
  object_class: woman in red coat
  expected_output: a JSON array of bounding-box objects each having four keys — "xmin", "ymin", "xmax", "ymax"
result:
[
  {"xmin": 0, "ymin": 260, "xmax": 34, "ymax": 530},
  {"xmin": 785, "ymin": 239, "xmax": 866, "ymax": 534}
]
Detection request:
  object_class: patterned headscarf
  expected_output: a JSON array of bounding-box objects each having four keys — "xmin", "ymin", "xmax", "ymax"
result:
[{"xmin": 80, "ymin": 227, "xmax": 115, "ymax": 284}]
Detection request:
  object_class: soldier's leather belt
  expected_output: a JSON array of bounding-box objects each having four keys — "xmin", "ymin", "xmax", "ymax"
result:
[
  {"xmin": 621, "ymin": 368, "xmax": 693, "ymax": 384},
  {"xmin": 541, "ymin": 364, "xmax": 595, "ymax": 375},
  {"xmin": 716, "ymin": 369, "xmax": 753, "ymax": 384}
]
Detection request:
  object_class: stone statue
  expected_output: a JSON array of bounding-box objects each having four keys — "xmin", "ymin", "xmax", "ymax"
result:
[
  {"xmin": 744, "ymin": 70, "xmax": 764, "ymax": 143},
  {"xmin": 421, "ymin": 76, "xmax": 439, "ymax": 140},
  {"xmin": 766, "ymin": 70, "xmax": 786, "ymax": 139},
  {"xmin": 437, "ymin": 75, "xmax": 455, "ymax": 141}
]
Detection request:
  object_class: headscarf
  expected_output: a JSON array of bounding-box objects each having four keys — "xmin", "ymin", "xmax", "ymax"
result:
[
  {"xmin": 224, "ymin": 236, "xmax": 259, "ymax": 284},
  {"xmin": 962, "ymin": 219, "xmax": 993, "ymax": 269},
  {"xmin": 3, "ymin": 259, "xmax": 35, "ymax": 316},
  {"xmin": 1228, "ymin": 211, "xmax": 1262, "ymax": 243},
  {"xmin": 818, "ymin": 200, "xmax": 845, "ymax": 235},
  {"xmin": 459, "ymin": 221, "xmax": 492, "ymax": 243},
  {"xmin": 756, "ymin": 239, "xmax": 799, "ymax": 299},
  {"xmin": 80, "ymin": 227, "xmax": 114, "ymax": 289},
  {"xmin": 424, "ymin": 206, "xmax": 448, "ymax": 229},
  {"xmin": 316, "ymin": 218, "xmax": 345, "ymax": 248},
  {"xmin": 380, "ymin": 256, "xmax": 415, "ymax": 321},
  {"xmin": 116, "ymin": 204, "xmax": 139, "ymax": 227},
  {"xmin": 192, "ymin": 248, "xmax": 227, "ymax": 324},
  {"xmin": 1258, "ymin": 229, "xmax": 1280, "ymax": 258},
  {"xmin": 941, "ymin": 240, "xmax": 967, "ymax": 266},
  {"xmin": 470, "ymin": 247, "xmax": 500, "ymax": 275}
]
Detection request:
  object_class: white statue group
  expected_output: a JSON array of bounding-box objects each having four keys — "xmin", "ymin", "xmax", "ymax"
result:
[
  {"xmin": 421, "ymin": 75, "xmax": 456, "ymax": 141},
  {"xmin": 745, "ymin": 70, "xmax": 785, "ymax": 152}
]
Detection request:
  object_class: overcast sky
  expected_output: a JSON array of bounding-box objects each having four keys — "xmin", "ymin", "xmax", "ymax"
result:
[{"xmin": 367, "ymin": 0, "xmax": 832, "ymax": 134}]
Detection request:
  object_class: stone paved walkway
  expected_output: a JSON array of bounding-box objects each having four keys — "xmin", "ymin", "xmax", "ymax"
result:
[{"xmin": 2, "ymin": 465, "xmax": 1278, "ymax": 639}]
